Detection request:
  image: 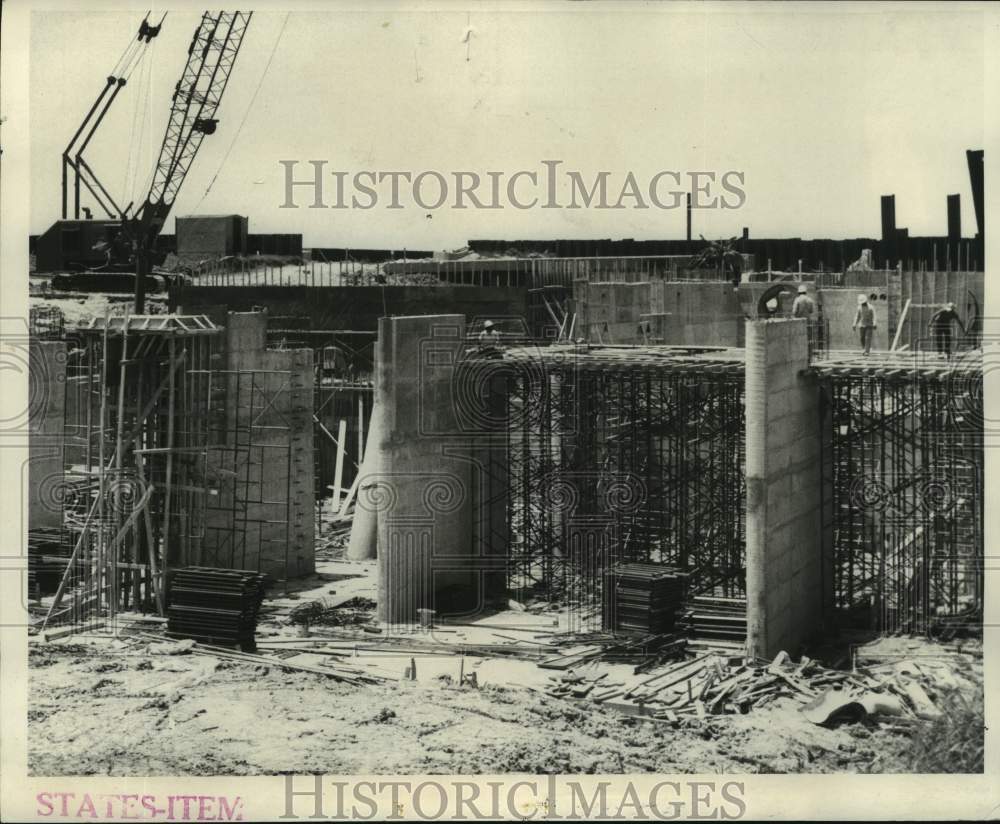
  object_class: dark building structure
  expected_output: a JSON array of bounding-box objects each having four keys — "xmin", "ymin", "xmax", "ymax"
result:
[
  {"xmin": 34, "ymin": 219, "xmax": 125, "ymax": 273},
  {"xmin": 176, "ymin": 214, "xmax": 249, "ymax": 257}
]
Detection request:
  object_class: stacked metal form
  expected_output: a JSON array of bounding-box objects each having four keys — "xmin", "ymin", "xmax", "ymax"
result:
[
  {"xmin": 167, "ymin": 567, "xmax": 267, "ymax": 650},
  {"xmin": 603, "ymin": 563, "xmax": 688, "ymax": 635},
  {"xmin": 678, "ymin": 595, "xmax": 747, "ymax": 641},
  {"xmin": 27, "ymin": 527, "xmax": 73, "ymax": 599}
]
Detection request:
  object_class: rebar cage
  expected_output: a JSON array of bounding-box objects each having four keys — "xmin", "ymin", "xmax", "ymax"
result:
[
  {"xmin": 50, "ymin": 316, "xmax": 296, "ymax": 629},
  {"xmin": 820, "ymin": 357, "xmax": 983, "ymax": 634},
  {"xmin": 59, "ymin": 317, "xmax": 220, "ymax": 625},
  {"xmin": 498, "ymin": 348, "xmax": 746, "ymax": 626}
]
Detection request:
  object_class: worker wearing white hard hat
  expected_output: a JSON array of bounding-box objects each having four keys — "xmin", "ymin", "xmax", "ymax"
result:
[
  {"xmin": 852, "ymin": 294, "xmax": 876, "ymax": 355},
  {"xmin": 792, "ymin": 285, "xmax": 816, "ymax": 319},
  {"xmin": 478, "ymin": 319, "xmax": 502, "ymax": 352}
]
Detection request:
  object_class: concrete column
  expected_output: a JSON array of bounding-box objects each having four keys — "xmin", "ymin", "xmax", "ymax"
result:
[
  {"xmin": 745, "ymin": 318, "xmax": 824, "ymax": 659},
  {"xmin": 203, "ymin": 311, "xmax": 315, "ymax": 579},
  {"xmin": 259, "ymin": 348, "xmax": 315, "ymax": 580},
  {"xmin": 468, "ymin": 364, "xmax": 508, "ymax": 611},
  {"xmin": 375, "ymin": 315, "xmax": 476, "ymax": 625},
  {"xmin": 224, "ymin": 310, "xmax": 268, "ymax": 371}
]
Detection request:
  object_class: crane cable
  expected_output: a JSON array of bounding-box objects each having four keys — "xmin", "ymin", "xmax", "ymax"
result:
[
  {"xmin": 191, "ymin": 11, "xmax": 290, "ymax": 213},
  {"xmin": 107, "ymin": 11, "xmax": 165, "ymax": 212},
  {"xmin": 122, "ymin": 39, "xmax": 155, "ymax": 209}
]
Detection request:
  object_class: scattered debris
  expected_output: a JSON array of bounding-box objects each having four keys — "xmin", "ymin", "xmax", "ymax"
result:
[{"xmin": 289, "ymin": 596, "xmax": 377, "ymax": 629}]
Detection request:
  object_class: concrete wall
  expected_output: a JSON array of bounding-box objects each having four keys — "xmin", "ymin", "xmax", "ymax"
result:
[
  {"xmin": 28, "ymin": 341, "xmax": 67, "ymax": 531},
  {"xmin": 739, "ymin": 273, "xmax": 983, "ymax": 352},
  {"xmin": 173, "ymin": 286, "xmax": 528, "ymax": 336},
  {"xmin": 573, "ymin": 273, "xmax": 983, "ymax": 353},
  {"xmin": 374, "ymin": 314, "xmax": 505, "ymax": 624},
  {"xmin": 257, "ymin": 348, "xmax": 315, "ymax": 580},
  {"xmin": 898, "ymin": 270, "xmax": 984, "ymax": 351},
  {"xmin": 658, "ymin": 281, "xmax": 745, "ymax": 345},
  {"xmin": 820, "ymin": 288, "xmax": 890, "ymax": 351},
  {"xmin": 382, "ymin": 254, "xmax": 752, "ymax": 287},
  {"xmin": 737, "ymin": 281, "xmax": 890, "ymax": 351},
  {"xmin": 202, "ymin": 312, "xmax": 315, "ymax": 580},
  {"xmin": 574, "ymin": 280, "xmax": 745, "ymax": 345},
  {"xmin": 573, "ymin": 280, "xmax": 659, "ymax": 343},
  {"xmin": 745, "ymin": 319, "xmax": 824, "ymax": 659}
]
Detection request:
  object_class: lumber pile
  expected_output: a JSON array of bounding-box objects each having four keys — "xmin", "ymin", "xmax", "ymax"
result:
[
  {"xmin": 640, "ymin": 651, "xmax": 840, "ymax": 720},
  {"xmin": 166, "ymin": 567, "xmax": 267, "ymax": 651},
  {"xmin": 678, "ymin": 595, "xmax": 747, "ymax": 642},
  {"xmin": 316, "ymin": 515, "xmax": 353, "ymax": 559},
  {"xmin": 547, "ymin": 645, "xmax": 971, "ymax": 727},
  {"xmin": 603, "ymin": 563, "xmax": 687, "ymax": 635}
]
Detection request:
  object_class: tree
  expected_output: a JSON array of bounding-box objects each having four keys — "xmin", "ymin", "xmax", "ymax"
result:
[{"xmin": 692, "ymin": 235, "xmax": 743, "ymax": 285}]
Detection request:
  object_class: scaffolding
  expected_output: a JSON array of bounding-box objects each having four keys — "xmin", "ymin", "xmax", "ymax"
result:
[
  {"xmin": 43, "ymin": 314, "xmax": 296, "ymax": 630},
  {"xmin": 29, "ymin": 304, "xmax": 66, "ymax": 340},
  {"xmin": 49, "ymin": 315, "xmax": 218, "ymax": 628},
  {"xmin": 818, "ymin": 351, "xmax": 983, "ymax": 634},
  {"xmin": 498, "ymin": 346, "xmax": 746, "ymax": 626}
]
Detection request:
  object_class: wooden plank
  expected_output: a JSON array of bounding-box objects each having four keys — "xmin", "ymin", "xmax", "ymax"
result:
[
  {"xmin": 890, "ymin": 298, "xmax": 911, "ymax": 352},
  {"xmin": 313, "ymin": 415, "xmax": 360, "ymax": 471},
  {"xmin": 357, "ymin": 394, "xmax": 365, "ymax": 464},
  {"xmin": 624, "ymin": 653, "xmax": 713, "ymax": 698},
  {"xmin": 338, "ymin": 474, "xmax": 360, "ymax": 517},
  {"xmin": 332, "ymin": 419, "xmax": 347, "ymax": 509}
]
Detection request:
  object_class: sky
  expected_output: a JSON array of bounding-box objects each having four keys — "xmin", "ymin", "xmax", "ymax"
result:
[{"xmin": 28, "ymin": 3, "xmax": 986, "ymax": 250}]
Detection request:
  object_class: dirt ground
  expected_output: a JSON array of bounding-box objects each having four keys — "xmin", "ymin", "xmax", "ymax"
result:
[
  {"xmin": 29, "ymin": 630, "xmax": 973, "ymax": 776},
  {"xmin": 28, "ymin": 559, "xmax": 983, "ymax": 776},
  {"xmin": 24, "ymin": 283, "xmax": 983, "ymax": 777}
]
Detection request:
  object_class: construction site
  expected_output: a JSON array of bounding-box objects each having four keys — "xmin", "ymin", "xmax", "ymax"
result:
[{"xmin": 24, "ymin": 9, "xmax": 986, "ymax": 778}]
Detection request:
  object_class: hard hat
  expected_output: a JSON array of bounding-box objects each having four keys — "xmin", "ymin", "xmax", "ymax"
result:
[
  {"xmin": 765, "ymin": 298, "xmax": 778, "ymax": 311},
  {"xmin": 858, "ymin": 294, "xmax": 868, "ymax": 304},
  {"xmin": 797, "ymin": 285, "xmax": 808, "ymax": 294},
  {"xmin": 946, "ymin": 302, "xmax": 956, "ymax": 309},
  {"xmin": 483, "ymin": 320, "xmax": 494, "ymax": 328}
]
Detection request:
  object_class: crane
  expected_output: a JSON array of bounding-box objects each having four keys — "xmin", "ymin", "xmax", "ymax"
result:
[
  {"xmin": 61, "ymin": 12, "xmax": 165, "ymax": 222},
  {"xmin": 128, "ymin": 10, "xmax": 253, "ymax": 312}
]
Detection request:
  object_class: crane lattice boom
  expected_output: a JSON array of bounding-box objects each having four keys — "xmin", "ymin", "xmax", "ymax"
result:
[
  {"xmin": 138, "ymin": 10, "xmax": 252, "ymax": 233},
  {"xmin": 132, "ymin": 10, "xmax": 252, "ymax": 312}
]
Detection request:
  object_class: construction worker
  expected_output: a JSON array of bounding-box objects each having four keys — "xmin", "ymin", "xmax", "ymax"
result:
[
  {"xmin": 852, "ymin": 294, "xmax": 876, "ymax": 355},
  {"xmin": 928, "ymin": 302, "xmax": 965, "ymax": 359},
  {"xmin": 793, "ymin": 285, "xmax": 822, "ymax": 353},
  {"xmin": 792, "ymin": 285, "xmax": 815, "ymax": 319},
  {"xmin": 478, "ymin": 319, "xmax": 502, "ymax": 355},
  {"xmin": 764, "ymin": 298, "xmax": 779, "ymax": 317}
]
